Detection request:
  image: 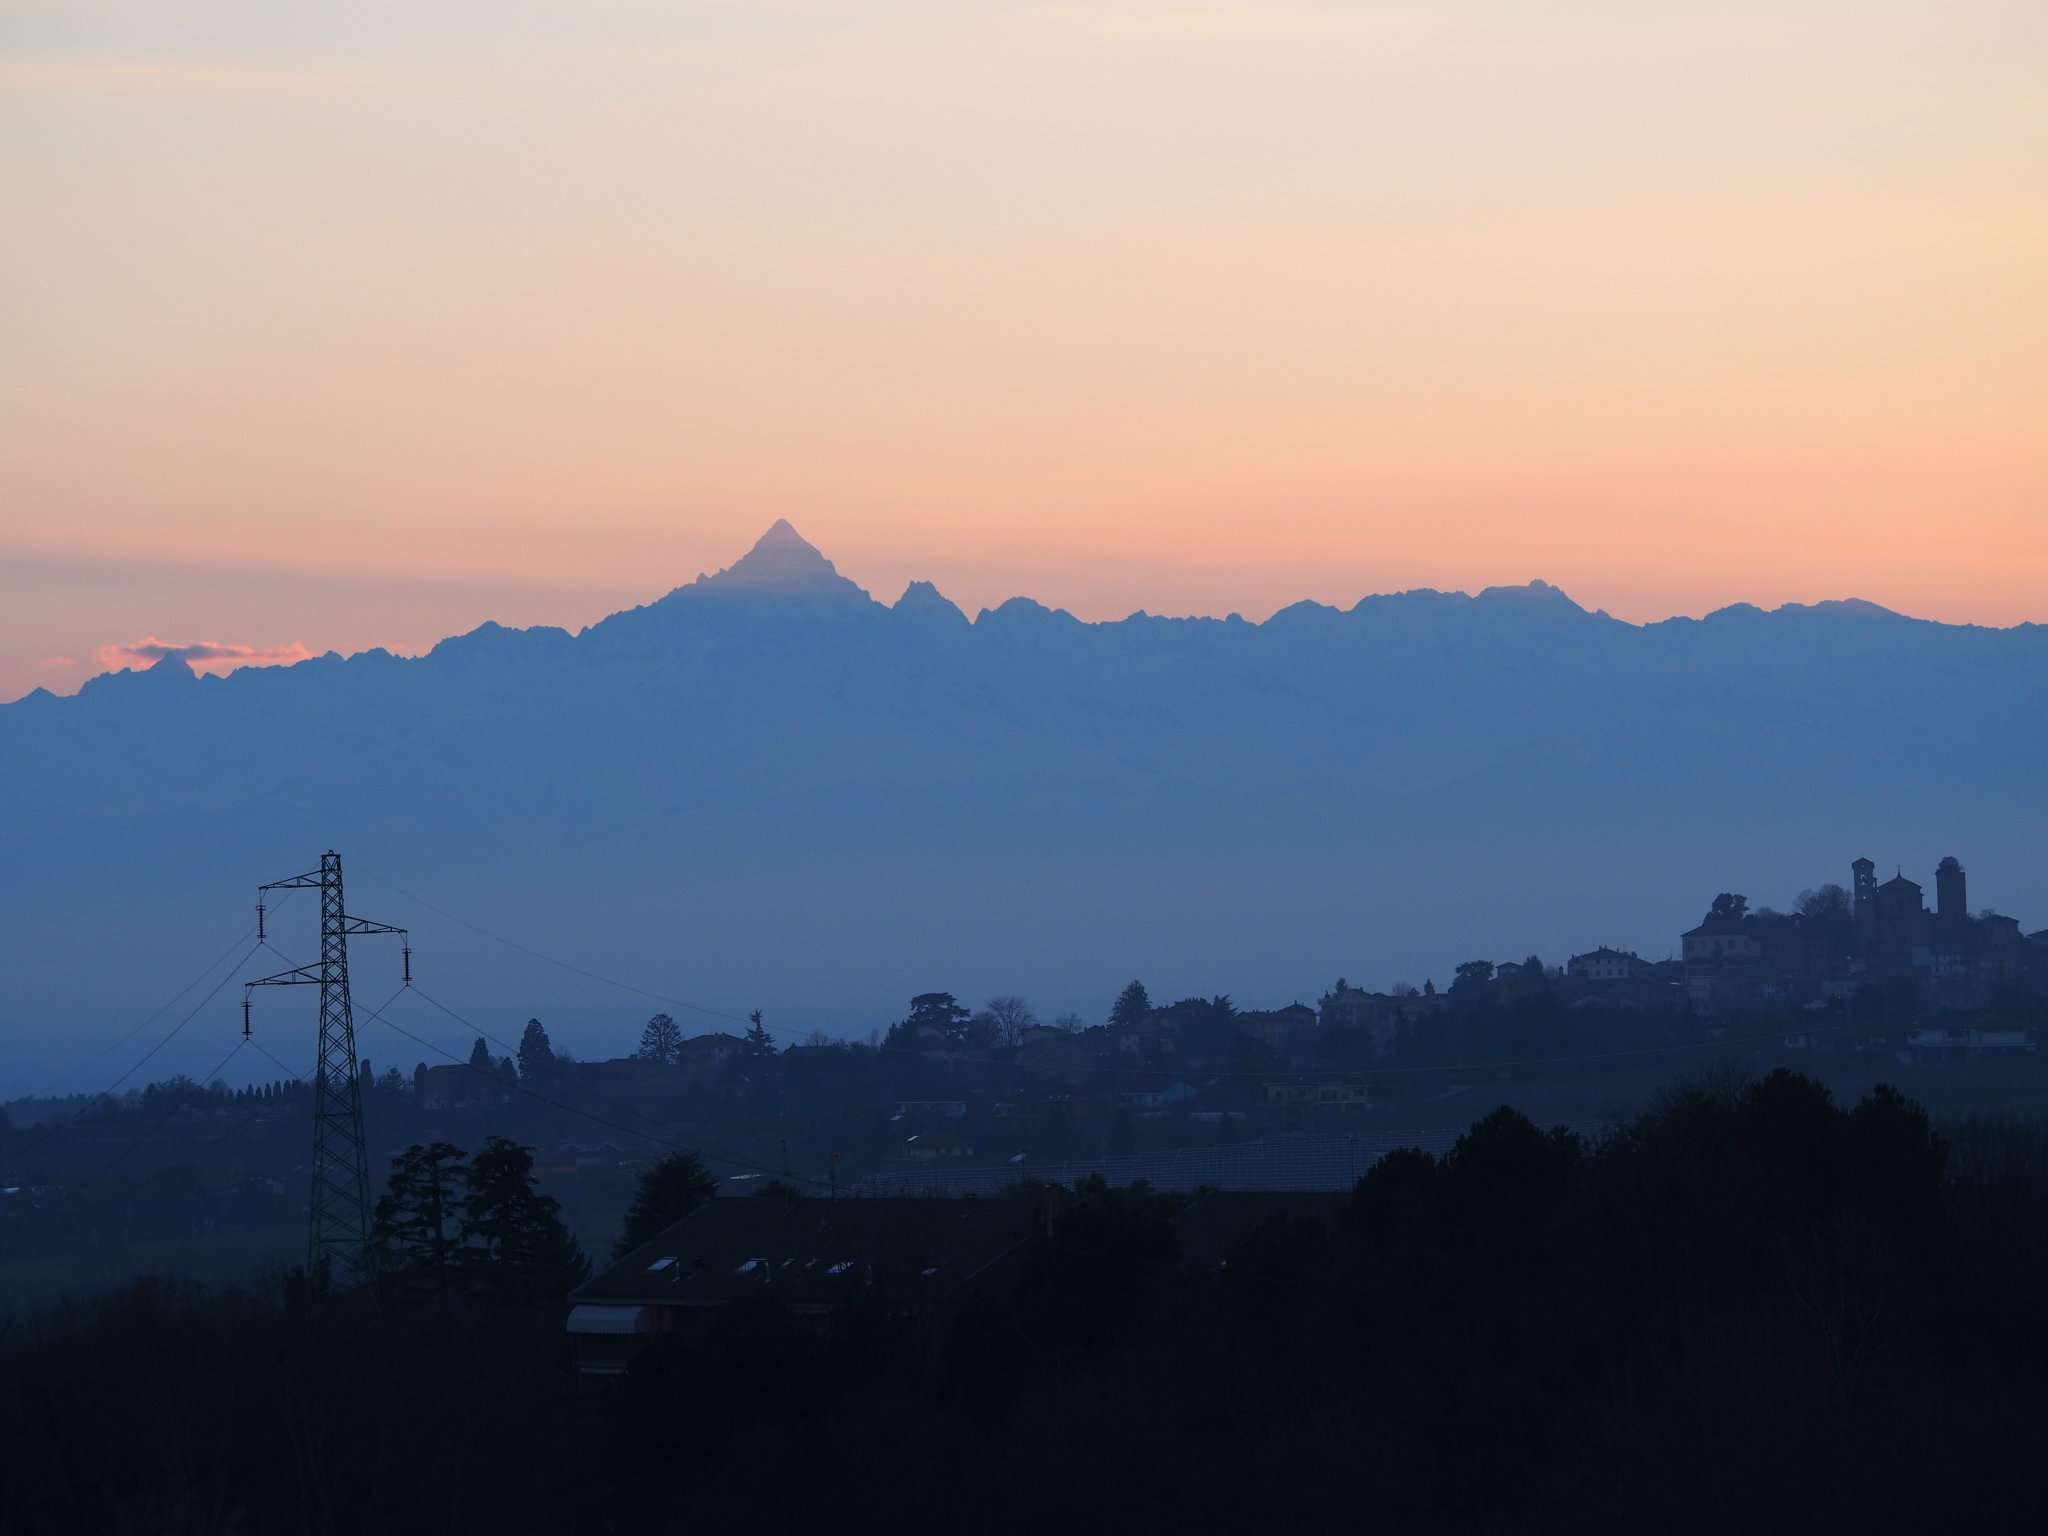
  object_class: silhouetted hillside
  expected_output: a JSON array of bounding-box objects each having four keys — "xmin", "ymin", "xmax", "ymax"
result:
[{"xmin": 7, "ymin": 1075, "xmax": 2048, "ymax": 1532}]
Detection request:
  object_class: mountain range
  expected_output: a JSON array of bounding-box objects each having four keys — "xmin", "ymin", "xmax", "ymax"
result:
[{"xmin": 4, "ymin": 522, "xmax": 2042, "ymax": 1092}]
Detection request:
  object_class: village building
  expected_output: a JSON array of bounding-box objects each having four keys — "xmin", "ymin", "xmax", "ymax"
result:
[
  {"xmin": 1683, "ymin": 851, "xmax": 2042, "ymax": 1016},
  {"xmin": 566, "ymin": 1189, "xmax": 1352, "ymax": 1381},
  {"xmin": 566, "ymin": 1195, "xmax": 1049, "ymax": 1378}
]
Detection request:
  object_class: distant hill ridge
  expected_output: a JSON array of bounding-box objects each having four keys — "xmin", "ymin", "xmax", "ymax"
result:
[
  {"xmin": 1, "ymin": 522, "xmax": 2041, "ymax": 1092},
  {"xmin": 15, "ymin": 522, "xmax": 2026, "ymax": 709}
]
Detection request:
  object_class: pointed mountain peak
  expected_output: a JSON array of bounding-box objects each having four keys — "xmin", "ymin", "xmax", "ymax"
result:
[
  {"xmin": 148, "ymin": 650, "xmax": 198, "ymax": 680},
  {"xmin": 684, "ymin": 521, "xmax": 872, "ymax": 605},
  {"xmin": 750, "ymin": 517, "xmax": 818, "ymax": 557},
  {"xmin": 893, "ymin": 579, "xmax": 968, "ymax": 627}
]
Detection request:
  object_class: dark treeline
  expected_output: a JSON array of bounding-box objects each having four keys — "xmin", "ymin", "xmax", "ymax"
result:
[{"xmin": 4, "ymin": 1070, "xmax": 2048, "ymax": 1532}]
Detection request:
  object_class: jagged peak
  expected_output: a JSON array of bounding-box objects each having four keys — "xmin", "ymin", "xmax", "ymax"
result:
[
  {"xmin": 1473, "ymin": 579, "xmax": 1586, "ymax": 613},
  {"xmin": 893, "ymin": 580, "xmax": 968, "ymax": 626},
  {"xmin": 1266, "ymin": 598, "xmax": 1344, "ymax": 625},
  {"xmin": 752, "ymin": 517, "xmax": 814, "ymax": 555},
  {"xmin": 1783, "ymin": 597, "xmax": 1904, "ymax": 621},
  {"xmin": 974, "ymin": 596, "xmax": 1081, "ymax": 629},
  {"xmin": 1699, "ymin": 596, "xmax": 1906, "ymax": 625},
  {"xmin": 427, "ymin": 620, "xmax": 573, "ymax": 664},
  {"xmin": 147, "ymin": 650, "xmax": 198, "ymax": 680},
  {"xmin": 681, "ymin": 521, "xmax": 873, "ymax": 605}
]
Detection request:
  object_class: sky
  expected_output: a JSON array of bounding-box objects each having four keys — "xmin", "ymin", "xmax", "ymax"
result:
[{"xmin": 4, "ymin": 1, "xmax": 2045, "ymax": 701}]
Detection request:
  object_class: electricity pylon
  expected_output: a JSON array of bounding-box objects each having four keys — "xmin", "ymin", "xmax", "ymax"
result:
[{"xmin": 246, "ymin": 851, "xmax": 408, "ymax": 1286}]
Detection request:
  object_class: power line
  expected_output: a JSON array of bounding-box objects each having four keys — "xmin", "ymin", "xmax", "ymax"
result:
[
  {"xmin": 97, "ymin": 926, "xmax": 252, "ymax": 1056},
  {"xmin": 406, "ymin": 983, "xmax": 776, "ymax": 1172},
  {"xmin": 99, "ymin": 941, "xmax": 266, "ymax": 1097},
  {"xmin": 407, "ymin": 983, "xmax": 522, "ymax": 1059},
  {"xmin": 193, "ymin": 1036, "xmax": 248, "ymax": 1092},
  {"xmin": 356, "ymin": 994, "xmax": 688, "ymax": 1159},
  {"xmin": 92, "ymin": 892, "xmax": 298, "ymax": 1062},
  {"xmin": 355, "ymin": 987, "xmax": 834, "ymax": 1193},
  {"xmin": 45, "ymin": 895, "xmax": 294, "ymax": 1094},
  {"xmin": 384, "ymin": 881, "xmax": 751, "ymax": 1025},
  {"xmin": 247, "ymin": 1036, "xmax": 306, "ymax": 1083},
  {"xmin": 403, "ymin": 984, "xmax": 835, "ymax": 1192}
]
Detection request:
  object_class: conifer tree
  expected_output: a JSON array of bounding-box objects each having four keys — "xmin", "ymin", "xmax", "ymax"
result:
[
  {"xmin": 614, "ymin": 1151, "xmax": 718, "ymax": 1259},
  {"xmin": 373, "ymin": 1142, "xmax": 469, "ymax": 1315},
  {"xmin": 636, "ymin": 1013, "xmax": 683, "ymax": 1066},
  {"xmin": 516, "ymin": 1017, "xmax": 557, "ymax": 1080},
  {"xmin": 1111, "ymin": 980, "xmax": 1152, "ymax": 1032},
  {"xmin": 461, "ymin": 1137, "xmax": 589, "ymax": 1306}
]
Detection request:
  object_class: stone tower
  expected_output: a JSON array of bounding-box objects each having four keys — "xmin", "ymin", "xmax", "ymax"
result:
[
  {"xmin": 1852, "ymin": 856, "xmax": 1877, "ymax": 950},
  {"xmin": 1936, "ymin": 855, "xmax": 1967, "ymax": 927}
]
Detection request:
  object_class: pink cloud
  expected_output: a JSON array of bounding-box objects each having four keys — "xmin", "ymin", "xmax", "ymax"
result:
[
  {"xmin": 38, "ymin": 655, "xmax": 78, "ymax": 669},
  {"xmin": 94, "ymin": 635, "xmax": 314, "ymax": 676}
]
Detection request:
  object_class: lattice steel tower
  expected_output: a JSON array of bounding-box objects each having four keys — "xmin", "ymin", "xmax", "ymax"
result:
[{"xmin": 246, "ymin": 852, "xmax": 408, "ymax": 1285}]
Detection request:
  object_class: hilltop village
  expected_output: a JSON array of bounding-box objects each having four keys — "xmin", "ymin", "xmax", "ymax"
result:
[
  {"xmin": 406, "ymin": 850, "xmax": 2047, "ymax": 1134},
  {"xmin": 6, "ymin": 849, "xmax": 2046, "ymax": 1308}
]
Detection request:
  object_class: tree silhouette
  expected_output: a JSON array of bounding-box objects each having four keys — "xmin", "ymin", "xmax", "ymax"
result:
[
  {"xmin": 1111, "ymin": 980, "xmax": 1152, "ymax": 1031},
  {"xmin": 467, "ymin": 1037, "xmax": 492, "ymax": 1071},
  {"xmin": 982, "ymin": 995, "xmax": 1037, "ymax": 1048},
  {"xmin": 636, "ymin": 1013, "xmax": 682, "ymax": 1066},
  {"xmin": 1798, "ymin": 885, "xmax": 1846, "ymax": 919},
  {"xmin": 614, "ymin": 1151, "xmax": 718, "ymax": 1259},
  {"xmin": 745, "ymin": 1009, "xmax": 774, "ymax": 1056},
  {"xmin": 1451, "ymin": 960, "xmax": 1495, "ymax": 994},
  {"xmin": 904, "ymin": 992, "xmax": 972, "ymax": 1044},
  {"xmin": 461, "ymin": 1137, "xmax": 589, "ymax": 1306},
  {"xmin": 372, "ymin": 1141, "xmax": 468, "ymax": 1315},
  {"xmin": 516, "ymin": 1018, "xmax": 557, "ymax": 1080}
]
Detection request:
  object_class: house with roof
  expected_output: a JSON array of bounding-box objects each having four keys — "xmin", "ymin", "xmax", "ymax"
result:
[
  {"xmin": 1679, "ymin": 851, "xmax": 2039, "ymax": 1017},
  {"xmin": 566, "ymin": 1195, "xmax": 1046, "ymax": 1379},
  {"xmin": 1237, "ymin": 1004, "xmax": 1318, "ymax": 1057},
  {"xmin": 1115, "ymin": 1078, "xmax": 1198, "ymax": 1113},
  {"xmin": 1564, "ymin": 947, "xmax": 1673, "ymax": 1009},
  {"xmin": 897, "ymin": 1131, "xmax": 977, "ymax": 1162},
  {"xmin": 1566, "ymin": 947, "xmax": 1649, "ymax": 984},
  {"xmin": 566, "ymin": 1187, "xmax": 1358, "ymax": 1381},
  {"xmin": 1264, "ymin": 1076, "xmax": 1370, "ymax": 1112},
  {"xmin": 1319, "ymin": 986, "xmax": 1440, "ymax": 1059},
  {"xmin": 411, "ymin": 1062, "xmax": 509, "ymax": 1110},
  {"xmin": 676, "ymin": 1032, "xmax": 745, "ymax": 1072}
]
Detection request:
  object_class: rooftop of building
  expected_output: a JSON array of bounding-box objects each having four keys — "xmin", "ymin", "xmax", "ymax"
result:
[{"xmin": 576, "ymin": 1193, "xmax": 1044, "ymax": 1309}]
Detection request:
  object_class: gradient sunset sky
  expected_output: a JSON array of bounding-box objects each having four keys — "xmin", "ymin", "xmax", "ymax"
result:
[{"xmin": 4, "ymin": 1, "xmax": 2044, "ymax": 700}]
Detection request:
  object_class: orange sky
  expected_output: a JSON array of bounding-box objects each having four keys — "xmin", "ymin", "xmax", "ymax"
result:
[{"xmin": 4, "ymin": 2, "xmax": 2045, "ymax": 699}]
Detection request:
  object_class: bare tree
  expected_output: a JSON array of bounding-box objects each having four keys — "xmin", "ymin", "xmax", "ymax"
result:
[{"xmin": 982, "ymin": 995, "xmax": 1037, "ymax": 1048}]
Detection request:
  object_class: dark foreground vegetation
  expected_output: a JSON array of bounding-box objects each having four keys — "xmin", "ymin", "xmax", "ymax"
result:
[{"xmin": 4, "ymin": 1070, "xmax": 2047, "ymax": 1534}]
